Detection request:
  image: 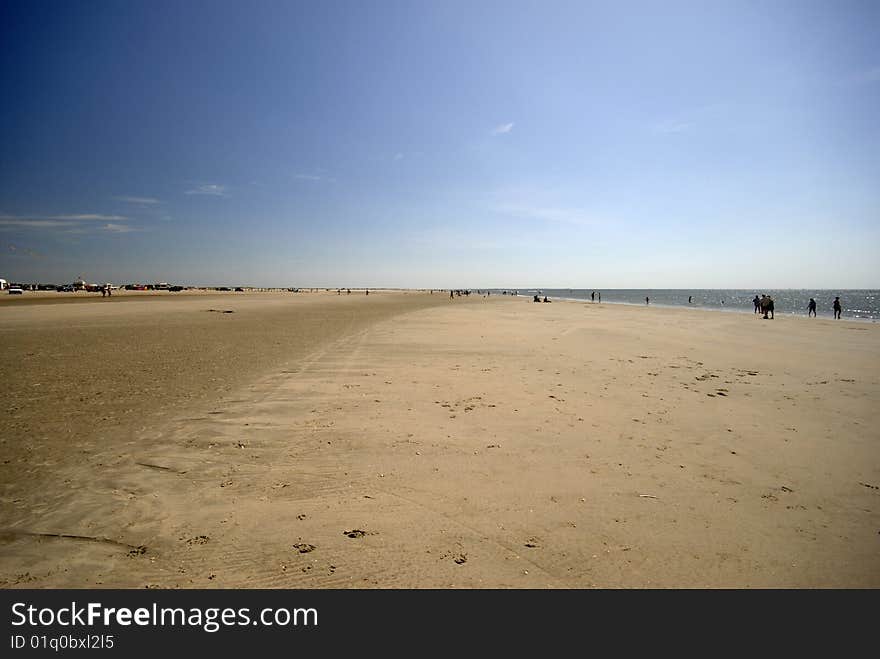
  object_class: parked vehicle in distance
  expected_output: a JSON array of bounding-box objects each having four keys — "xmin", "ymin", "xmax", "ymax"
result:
[
  {"xmin": 58, "ymin": 285, "xmax": 74, "ymax": 292},
  {"xmin": 8, "ymin": 287, "xmax": 24, "ymax": 295},
  {"xmin": 217, "ymin": 287, "xmax": 231, "ymax": 291},
  {"xmin": 234, "ymin": 287, "xmax": 244, "ymax": 292},
  {"xmin": 169, "ymin": 285, "xmax": 184, "ymax": 292}
]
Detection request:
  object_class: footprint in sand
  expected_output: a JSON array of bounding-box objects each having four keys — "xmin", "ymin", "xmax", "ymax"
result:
[{"xmin": 185, "ymin": 535, "xmax": 210, "ymax": 546}]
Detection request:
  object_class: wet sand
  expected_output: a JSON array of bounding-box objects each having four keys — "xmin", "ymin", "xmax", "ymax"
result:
[{"xmin": 1, "ymin": 293, "xmax": 878, "ymax": 587}]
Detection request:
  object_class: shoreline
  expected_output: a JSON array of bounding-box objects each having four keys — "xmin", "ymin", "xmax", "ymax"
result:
[
  {"xmin": 3, "ymin": 288, "xmax": 876, "ymax": 321},
  {"xmin": 549, "ymin": 295, "xmax": 879, "ymax": 323}
]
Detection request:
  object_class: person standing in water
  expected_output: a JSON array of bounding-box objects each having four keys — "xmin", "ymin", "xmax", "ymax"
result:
[
  {"xmin": 833, "ymin": 296, "xmax": 842, "ymax": 319},
  {"xmin": 808, "ymin": 298, "xmax": 817, "ymax": 317},
  {"xmin": 688, "ymin": 295, "xmax": 692, "ymax": 304}
]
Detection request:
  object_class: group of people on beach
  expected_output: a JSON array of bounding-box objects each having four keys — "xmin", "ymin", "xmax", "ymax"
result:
[
  {"xmin": 446, "ymin": 288, "xmax": 847, "ymax": 319},
  {"xmin": 754, "ymin": 294, "xmax": 843, "ymax": 319},
  {"xmin": 754, "ymin": 294, "xmax": 775, "ymax": 319}
]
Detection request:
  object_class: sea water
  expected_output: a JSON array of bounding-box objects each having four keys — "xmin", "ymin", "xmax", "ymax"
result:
[{"xmin": 487, "ymin": 289, "xmax": 879, "ymax": 320}]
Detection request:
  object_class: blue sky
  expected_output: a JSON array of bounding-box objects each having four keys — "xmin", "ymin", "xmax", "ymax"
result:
[{"xmin": 1, "ymin": 0, "xmax": 878, "ymax": 288}]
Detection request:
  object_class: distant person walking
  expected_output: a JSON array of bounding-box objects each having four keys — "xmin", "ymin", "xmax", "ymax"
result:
[
  {"xmin": 645, "ymin": 296, "xmax": 649, "ymax": 305},
  {"xmin": 833, "ymin": 296, "xmax": 842, "ymax": 319},
  {"xmin": 753, "ymin": 295, "xmax": 761, "ymax": 314},
  {"xmin": 450, "ymin": 290, "xmax": 454, "ymax": 299},
  {"xmin": 808, "ymin": 298, "xmax": 817, "ymax": 317},
  {"xmin": 591, "ymin": 291, "xmax": 595, "ymax": 302},
  {"xmin": 767, "ymin": 296, "xmax": 775, "ymax": 319},
  {"xmin": 597, "ymin": 292, "xmax": 601, "ymax": 303}
]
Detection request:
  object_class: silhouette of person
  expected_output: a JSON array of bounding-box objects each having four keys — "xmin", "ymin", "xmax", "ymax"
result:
[
  {"xmin": 808, "ymin": 298, "xmax": 817, "ymax": 317},
  {"xmin": 833, "ymin": 296, "xmax": 841, "ymax": 319},
  {"xmin": 767, "ymin": 296, "xmax": 775, "ymax": 319},
  {"xmin": 591, "ymin": 291, "xmax": 595, "ymax": 302},
  {"xmin": 688, "ymin": 295, "xmax": 692, "ymax": 304},
  {"xmin": 645, "ymin": 296, "xmax": 649, "ymax": 305},
  {"xmin": 754, "ymin": 295, "xmax": 761, "ymax": 314}
]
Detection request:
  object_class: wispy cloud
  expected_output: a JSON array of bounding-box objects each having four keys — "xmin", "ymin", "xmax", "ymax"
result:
[
  {"xmin": 294, "ymin": 170, "xmax": 336, "ymax": 182},
  {"xmin": 491, "ymin": 122, "xmax": 515, "ymax": 136},
  {"xmin": 113, "ymin": 196, "xmax": 161, "ymax": 205},
  {"xmin": 653, "ymin": 120, "xmax": 691, "ymax": 134},
  {"xmin": 0, "ymin": 219, "xmax": 72, "ymax": 228},
  {"xmin": 185, "ymin": 184, "xmax": 228, "ymax": 197},
  {"xmin": 0, "ymin": 213, "xmax": 128, "ymax": 227},
  {"xmin": 102, "ymin": 223, "xmax": 139, "ymax": 233},
  {"xmin": 49, "ymin": 214, "xmax": 128, "ymax": 221},
  {"xmin": 0, "ymin": 213, "xmax": 132, "ymax": 232},
  {"xmin": 492, "ymin": 203, "xmax": 605, "ymax": 227}
]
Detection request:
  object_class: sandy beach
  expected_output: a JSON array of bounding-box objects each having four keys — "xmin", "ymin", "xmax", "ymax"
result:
[{"xmin": 1, "ymin": 291, "xmax": 878, "ymax": 588}]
